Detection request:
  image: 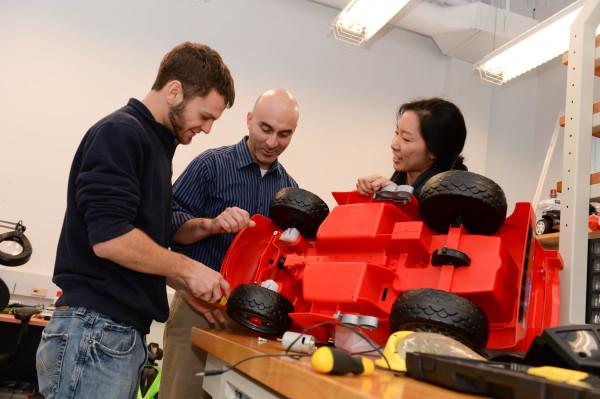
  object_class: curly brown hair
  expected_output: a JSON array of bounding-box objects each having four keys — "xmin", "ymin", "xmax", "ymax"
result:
[{"xmin": 151, "ymin": 42, "xmax": 235, "ymax": 108}]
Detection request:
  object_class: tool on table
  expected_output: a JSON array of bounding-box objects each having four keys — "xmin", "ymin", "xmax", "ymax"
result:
[
  {"xmin": 375, "ymin": 331, "xmax": 485, "ymax": 372},
  {"xmin": 405, "ymin": 352, "xmax": 600, "ymax": 399},
  {"xmin": 311, "ymin": 347, "xmax": 374, "ymax": 376},
  {"xmin": 524, "ymin": 324, "xmax": 600, "ymax": 374}
]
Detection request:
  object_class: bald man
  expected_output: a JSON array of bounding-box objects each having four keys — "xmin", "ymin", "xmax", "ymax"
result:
[{"xmin": 160, "ymin": 88, "xmax": 300, "ymax": 398}]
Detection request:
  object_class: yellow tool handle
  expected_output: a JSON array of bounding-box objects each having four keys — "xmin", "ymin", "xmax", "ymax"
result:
[
  {"xmin": 527, "ymin": 366, "xmax": 591, "ymax": 387},
  {"xmin": 311, "ymin": 347, "xmax": 374, "ymax": 376}
]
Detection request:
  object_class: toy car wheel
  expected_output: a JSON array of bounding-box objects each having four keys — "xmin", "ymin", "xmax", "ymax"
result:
[
  {"xmin": 419, "ymin": 170, "xmax": 507, "ymax": 235},
  {"xmin": 226, "ymin": 284, "xmax": 294, "ymax": 336},
  {"xmin": 269, "ymin": 187, "xmax": 329, "ymax": 238},
  {"xmin": 390, "ymin": 288, "xmax": 489, "ymax": 350},
  {"xmin": 535, "ymin": 218, "xmax": 552, "ymax": 235}
]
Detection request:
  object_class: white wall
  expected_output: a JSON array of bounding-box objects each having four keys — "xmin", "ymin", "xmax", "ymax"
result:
[{"xmin": 0, "ymin": 0, "xmax": 578, "ymax": 284}]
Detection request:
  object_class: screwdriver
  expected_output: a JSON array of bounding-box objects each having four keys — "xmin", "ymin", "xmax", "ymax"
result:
[{"xmin": 311, "ymin": 347, "xmax": 374, "ymax": 376}]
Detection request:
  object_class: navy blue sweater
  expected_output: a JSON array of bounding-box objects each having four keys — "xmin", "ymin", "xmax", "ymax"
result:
[{"xmin": 53, "ymin": 99, "xmax": 177, "ymax": 334}]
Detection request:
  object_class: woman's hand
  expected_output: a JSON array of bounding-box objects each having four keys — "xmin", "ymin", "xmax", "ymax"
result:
[{"xmin": 356, "ymin": 175, "xmax": 393, "ymax": 196}]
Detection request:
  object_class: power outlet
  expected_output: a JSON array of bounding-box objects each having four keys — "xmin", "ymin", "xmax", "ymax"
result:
[{"xmin": 31, "ymin": 287, "xmax": 48, "ymax": 298}]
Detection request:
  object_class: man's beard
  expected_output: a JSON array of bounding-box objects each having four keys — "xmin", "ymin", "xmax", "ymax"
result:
[{"xmin": 168, "ymin": 101, "xmax": 186, "ymax": 137}]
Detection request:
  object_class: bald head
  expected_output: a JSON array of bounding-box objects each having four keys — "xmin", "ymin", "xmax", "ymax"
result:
[
  {"xmin": 252, "ymin": 88, "xmax": 299, "ymax": 126},
  {"xmin": 246, "ymin": 88, "xmax": 299, "ymax": 169}
]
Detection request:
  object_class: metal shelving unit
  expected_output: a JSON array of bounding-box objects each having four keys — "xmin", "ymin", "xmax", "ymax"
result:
[{"xmin": 559, "ymin": 0, "xmax": 600, "ymax": 325}]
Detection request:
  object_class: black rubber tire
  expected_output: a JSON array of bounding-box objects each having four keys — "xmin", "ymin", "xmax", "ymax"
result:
[
  {"xmin": 226, "ymin": 284, "xmax": 294, "ymax": 336},
  {"xmin": 535, "ymin": 218, "xmax": 552, "ymax": 235},
  {"xmin": 390, "ymin": 288, "xmax": 489, "ymax": 350},
  {"xmin": 0, "ymin": 279, "xmax": 8, "ymax": 310},
  {"xmin": 269, "ymin": 187, "xmax": 329, "ymax": 238},
  {"xmin": 419, "ymin": 170, "xmax": 507, "ymax": 235}
]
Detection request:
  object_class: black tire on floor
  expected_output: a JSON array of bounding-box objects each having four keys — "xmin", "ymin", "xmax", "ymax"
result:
[
  {"xmin": 269, "ymin": 187, "xmax": 329, "ymax": 238},
  {"xmin": 419, "ymin": 170, "xmax": 507, "ymax": 235},
  {"xmin": 226, "ymin": 284, "xmax": 294, "ymax": 336},
  {"xmin": 390, "ymin": 288, "xmax": 489, "ymax": 350}
]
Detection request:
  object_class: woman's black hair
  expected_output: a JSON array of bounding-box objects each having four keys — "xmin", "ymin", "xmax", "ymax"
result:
[{"xmin": 398, "ymin": 97, "xmax": 467, "ymax": 170}]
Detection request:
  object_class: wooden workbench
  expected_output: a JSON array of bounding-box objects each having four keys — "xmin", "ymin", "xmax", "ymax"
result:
[
  {"xmin": 0, "ymin": 312, "xmax": 47, "ymax": 327},
  {"xmin": 190, "ymin": 328, "xmax": 486, "ymax": 399},
  {"xmin": 537, "ymin": 230, "xmax": 600, "ymax": 250}
]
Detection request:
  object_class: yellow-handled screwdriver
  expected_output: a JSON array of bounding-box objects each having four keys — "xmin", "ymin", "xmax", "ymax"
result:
[{"xmin": 311, "ymin": 347, "xmax": 374, "ymax": 376}]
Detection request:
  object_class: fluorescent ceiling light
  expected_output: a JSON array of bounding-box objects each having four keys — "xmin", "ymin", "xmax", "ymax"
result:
[
  {"xmin": 476, "ymin": 0, "xmax": 600, "ymax": 85},
  {"xmin": 331, "ymin": 0, "xmax": 410, "ymax": 46}
]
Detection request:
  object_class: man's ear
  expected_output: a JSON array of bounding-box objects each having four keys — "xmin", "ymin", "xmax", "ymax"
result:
[
  {"xmin": 165, "ymin": 80, "xmax": 183, "ymax": 106},
  {"xmin": 246, "ymin": 112, "xmax": 253, "ymax": 129}
]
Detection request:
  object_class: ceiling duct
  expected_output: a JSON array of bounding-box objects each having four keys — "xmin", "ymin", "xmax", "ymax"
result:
[{"xmin": 312, "ymin": 0, "xmax": 538, "ymax": 63}]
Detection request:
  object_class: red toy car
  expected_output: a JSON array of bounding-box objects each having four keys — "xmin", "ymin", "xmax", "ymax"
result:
[{"xmin": 222, "ymin": 171, "xmax": 563, "ymax": 352}]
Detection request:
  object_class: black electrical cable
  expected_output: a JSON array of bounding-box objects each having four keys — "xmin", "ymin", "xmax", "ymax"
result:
[
  {"xmin": 196, "ymin": 353, "xmax": 309, "ymax": 377},
  {"xmin": 351, "ymin": 346, "xmax": 385, "ymax": 356},
  {"xmin": 282, "ymin": 320, "xmax": 392, "ymax": 370},
  {"xmin": 200, "ymin": 319, "xmax": 393, "ymax": 377}
]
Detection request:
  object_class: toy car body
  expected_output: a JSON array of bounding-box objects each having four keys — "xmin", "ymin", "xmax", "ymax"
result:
[
  {"xmin": 535, "ymin": 196, "xmax": 600, "ymax": 235},
  {"xmin": 222, "ymin": 171, "xmax": 563, "ymax": 352},
  {"xmin": 535, "ymin": 196, "xmax": 561, "ymax": 235}
]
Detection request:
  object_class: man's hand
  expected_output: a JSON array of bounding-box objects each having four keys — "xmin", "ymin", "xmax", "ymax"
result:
[
  {"xmin": 173, "ymin": 260, "xmax": 231, "ymax": 303},
  {"xmin": 185, "ymin": 293, "xmax": 228, "ymax": 328},
  {"xmin": 173, "ymin": 207, "xmax": 257, "ymax": 245},
  {"xmin": 209, "ymin": 207, "xmax": 256, "ymax": 234},
  {"xmin": 356, "ymin": 174, "xmax": 393, "ymax": 196},
  {"xmin": 92, "ymin": 228, "xmax": 230, "ymax": 301}
]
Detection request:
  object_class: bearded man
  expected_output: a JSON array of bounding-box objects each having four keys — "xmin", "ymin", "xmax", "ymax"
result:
[{"xmin": 36, "ymin": 42, "xmax": 234, "ymax": 399}]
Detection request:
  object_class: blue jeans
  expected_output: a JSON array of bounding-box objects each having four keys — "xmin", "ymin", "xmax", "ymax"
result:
[{"xmin": 36, "ymin": 307, "xmax": 147, "ymax": 399}]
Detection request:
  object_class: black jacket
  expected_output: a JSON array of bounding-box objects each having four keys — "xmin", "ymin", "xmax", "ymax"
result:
[
  {"xmin": 53, "ymin": 99, "xmax": 177, "ymax": 334},
  {"xmin": 391, "ymin": 165, "xmax": 445, "ymax": 199}
]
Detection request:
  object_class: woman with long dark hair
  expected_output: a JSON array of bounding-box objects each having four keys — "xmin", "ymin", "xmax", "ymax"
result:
[{"xmin": 357, "ymin": 97, "xmax": 467, "ymax": 199}]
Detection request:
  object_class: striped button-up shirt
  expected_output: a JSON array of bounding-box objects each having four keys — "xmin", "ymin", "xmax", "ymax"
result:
[{"xmin": 171, "ymin": 136, "xmax": 298, "ymax": 271}]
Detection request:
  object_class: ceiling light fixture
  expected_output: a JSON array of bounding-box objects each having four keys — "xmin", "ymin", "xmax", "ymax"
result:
[
  {"xmin": 475, "ymin": 0, "xmax": 597, "ymax": 85},
  {"xmin": 331, "ymin": 0, "xmax": 410, "ymax": 46}
]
